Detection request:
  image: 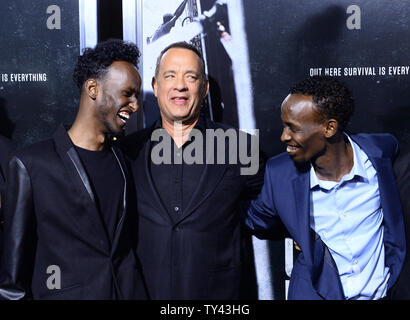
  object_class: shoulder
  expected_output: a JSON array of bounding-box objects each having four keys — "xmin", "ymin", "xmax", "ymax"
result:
[
  {"xmin": 206, "ymin": 119, "xmax": 255, "ymax": 143},
  {"xmin": 0, "ymin": 136, "xmax": 15, "ymax": 169},
  {"xmin": 209, "ymin": 120, "xmax": 236, "ymax": 131},
  {"xmin": 267, "ymin": 152, "xmax": 292, "ymax": 167},
  {"xmin": 266, "ymin": 152, "xmax": 304, "ymax": 175},
  {"xmin": 0, "ymin": 135, "xmax": 14, "ymax": 151},
  {"xmin": 12, "ymin": 139, "xmax": 55, "ymax": 168},
  {"xmin": 119, "ymin": 126, "xmax": 153, "ymax": 159},
  {"xmin": 351, "ymin": 133, "xmax": 398, "ymax": 159}
]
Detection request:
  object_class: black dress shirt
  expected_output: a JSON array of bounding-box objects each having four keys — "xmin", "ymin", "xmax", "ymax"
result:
[{"xmin": 150, "ymin": 117, "xmax": 206, "ymax": 222}]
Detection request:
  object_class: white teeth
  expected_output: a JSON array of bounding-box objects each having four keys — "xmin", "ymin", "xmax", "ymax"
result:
[
  {"xmin": 118, "ymin": 111, "xmax": 130, "ymax": 119},
  {"xmin": 286, "ymin": 145, "xmax": 298, "ymax": 153},
  {"xmin": 118, "ymin": 111, "xmax": 130, "ymax": 124}
]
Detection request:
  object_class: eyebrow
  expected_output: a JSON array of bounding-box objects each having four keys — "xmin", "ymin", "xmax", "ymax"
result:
[{"xmin": 162, "ymin": 70, "xmax": 200, "ymax": 75}]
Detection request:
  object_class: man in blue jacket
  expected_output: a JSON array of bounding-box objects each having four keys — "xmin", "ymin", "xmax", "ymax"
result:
[{"xmin": 246, "ymin": 76, "xmax": 405, "ymax": 300}]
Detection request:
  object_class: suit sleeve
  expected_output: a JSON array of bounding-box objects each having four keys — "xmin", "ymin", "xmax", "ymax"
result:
[
  {"xmin": 0, "ymin": 156, "xmax": 36, "ymax": 300},
  {"xmin": 241, "ymin": 131, "xmax": 267, "ymax": 200},
  {"xmin": 245, "ymin": 160, "xmax": 281, "ymax": 232}
]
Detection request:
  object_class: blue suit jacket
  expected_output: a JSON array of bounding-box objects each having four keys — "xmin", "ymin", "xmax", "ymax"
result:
[{"xmin": 246, "ymin": 133, "xmax": 406, "ymax": 299}]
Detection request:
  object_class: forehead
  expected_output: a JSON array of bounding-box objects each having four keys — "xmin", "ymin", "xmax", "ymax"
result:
[
  {"xmin": 281, "ymin": 94, "xmax": 322, "ymax": 123},
  {"xmin": 101, "ymin": 61, "xmax": 141, "ymax": 90},
  {"xmin": 159, "ymin": 47, "xmax": 202, "ymax": 71},
  {"xmin": 105, "ymin": 61, "xmax": 140, "ymax": 81}
]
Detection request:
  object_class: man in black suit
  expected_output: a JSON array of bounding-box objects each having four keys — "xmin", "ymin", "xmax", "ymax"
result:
[
  {"xmin": 0, "ymin": 135, "xmax": 14, "ymax": 205},
  {"xmin": 0, "ymin": 135, "xmax": 14, "ymax": 252},
  {"xmin": 121, "ymin": 42, "xmax": 264, "ymax": 299},
  {"xmin": 391, "ymin": 145, "xmax": 410, "ymax": 299},
  {"xmin": 0, "ymin": 39, "xmax": 147, "ymax": 299}
]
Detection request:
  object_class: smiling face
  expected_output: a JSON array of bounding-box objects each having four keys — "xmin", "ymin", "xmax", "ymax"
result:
[
  {"xmin": 280, "ymin": 94, "xmax": 328, "ymax": 164},
  {"xmin": 152, "ymin": 47, "xmax": 209, "ymax": 126},
  {"xmin": 96, "ymin": 61, "xmax": 141, "ymax": 136}
]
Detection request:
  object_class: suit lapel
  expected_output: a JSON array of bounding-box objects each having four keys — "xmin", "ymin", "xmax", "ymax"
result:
[
  {"xmin": 142, "ymin": 137, "xmax": 174, "ymax": 223},
  {"xmin": 174, "ymin": 118, "xmax": 228, "ymax": 224},
  {"xmin": 110, "ymin": 146, "xmax": 127, "ymax": 253},
  {"xmin": 53, "ymin": 126, "xmax": 110, "ymax": 253},
  {"xmin": 175, "ymin": 161, "xmax": 227, "ymax": 224},
  {"xmin": 291, "ymin": 170, "xmax": 314, "ymax": 267},
  {"xmin": 292, "ymin": 165, "xmax": 344, "ymax": 298}
]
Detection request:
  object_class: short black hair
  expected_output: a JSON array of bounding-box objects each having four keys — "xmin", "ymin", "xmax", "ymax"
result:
[
  {"xmin": 290, "ymin": 76, "xmax": 355, "ymax": 131},
  {"xmin": 154, "ymin": 41, "xmax": 206, "ymax": 78},
  {"xmin": 73, "ymin": 39, "xmax": 141, "ymax": 89}
]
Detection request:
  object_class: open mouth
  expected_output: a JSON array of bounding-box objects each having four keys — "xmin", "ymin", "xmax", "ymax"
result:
[
  {"xmin": 171, "ymin": 96, "xmax": 188, "ymax": 105},
  {"xmin": 286, "ymin": 144, "xmax": 300, "ymax": 153},
  {"xmin": 117, "ymin": 110, "xmax": 131, "ymax": 124}
]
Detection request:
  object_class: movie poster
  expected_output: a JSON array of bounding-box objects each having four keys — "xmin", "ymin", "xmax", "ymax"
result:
[{"xmin": 0, "ymin": 0, "xmax": 80, "ymax": 147}]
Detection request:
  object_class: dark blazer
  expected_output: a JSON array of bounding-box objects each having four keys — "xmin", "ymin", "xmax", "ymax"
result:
[
  {"xmin": 121, "ymin": 117, "xmax": 265, "ymax": 299},
  {"xmin": 391, "ymin": 145, "xmax": 410, "ymax": 299},
  {"xmin": 0, "ymin": 135, "xmax": 14, "ymax": 191},
  {"xmin": 246, "ymin": 133, "xmax": 406, "ymax": 299},
  {"xmin": 0, "ymin": 125, "xmax": 147, "ymax": 300},
  {"xmin": 0, "ymin": 135, "xmax": 14, "ymax": 254}
]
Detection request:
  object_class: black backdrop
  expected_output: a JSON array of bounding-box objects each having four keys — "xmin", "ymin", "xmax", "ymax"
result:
[
  {"xmin": 244, "ymin": 0, "xmax": 410, "ymax": 158},
  {"xmin": 0, "ymin": 0, "xmax": 80, "ymax": 147}
]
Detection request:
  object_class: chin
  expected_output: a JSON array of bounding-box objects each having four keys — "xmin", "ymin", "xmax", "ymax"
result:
[
  {"xmin": 107, "ymin": 126, "xmax": 125, "ymax": 139},
  {"xmin": 290, "ymin": 154, "xmax": 309, "ymax": 165}
]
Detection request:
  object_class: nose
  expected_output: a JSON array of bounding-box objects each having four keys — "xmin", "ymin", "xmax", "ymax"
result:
[
  {"xmin": 174, "ymin": 75, "xmax": 187, "ymax": 91},
  {"xmin": 281, "ymin": 127, "xmax": 291, "ymax": 142}
]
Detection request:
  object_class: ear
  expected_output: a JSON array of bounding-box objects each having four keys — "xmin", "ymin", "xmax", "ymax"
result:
[
  {"xmin": 152, "ymin": 77, "xmax": 158, "ymax": 97},
  {"xmin": 323, "ymin": 119, "xmax": 338, "ymax": 138},
  {"xmin": 84, "ymin": 78, "xmax": 98, "ymax": 100},
  {"xmin": 202, "ymin": 78, "xmax": 209, "ymax": 99}
]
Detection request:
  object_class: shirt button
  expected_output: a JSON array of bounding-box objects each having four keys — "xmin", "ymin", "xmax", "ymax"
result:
[
  {"xmin": 353, "ymin": 259, "xmax": 358, "ymax": 264},
  {"xmin": 174, "ymin": 206, "xmax": 180, "ymax": 212}
]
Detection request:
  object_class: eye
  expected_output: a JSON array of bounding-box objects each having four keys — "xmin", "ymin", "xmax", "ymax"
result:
[
  {"xmin": 283, "ymin": 123, "xmax": 299, "ymax": 133},
  {"xmin": 290, "ymin": 126, "xmax": 301, "ymax": 133},
  {"xmin": 123, "ymin": 91, "xmax": 133, "ymax": 97}
]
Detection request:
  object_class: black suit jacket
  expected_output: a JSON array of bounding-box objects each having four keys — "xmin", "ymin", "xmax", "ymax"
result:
[
  {"xmin": 391, "ymin": 145, "xmax": 410, "ymax": 299},
  {"xmin": 121, "ymin": 117, "xmax": 265, "ymax": 299},
  {"xmin": 0, "ymin": 135, "xmax": 14, "ymax": 191},
  {"xmin": 0, "ymin": 125, "xmax": 147, "ymax": 300},
  {"xmin": 0, "ymin": 135, "xmax": 14, "ymax": 254}
]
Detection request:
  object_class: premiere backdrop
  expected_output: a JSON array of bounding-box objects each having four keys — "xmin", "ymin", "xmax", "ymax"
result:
[
  {"xmin": 1, "ymin": 0, "xmax": 409, "ymax": 299},
  {"xmin": 0, "ymin": 0, "xmax": 80, "ymax": 146}
]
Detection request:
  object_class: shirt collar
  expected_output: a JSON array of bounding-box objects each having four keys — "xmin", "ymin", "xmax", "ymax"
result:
[{"xmin": 310, "ymin": 133, "xmax": 369, "ymax": 190}]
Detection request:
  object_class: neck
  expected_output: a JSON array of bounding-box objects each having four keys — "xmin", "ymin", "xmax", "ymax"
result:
[
  {"xmin": 68, "ymin": 107, "xmax": 107, "ymax": 151},
  {"xmin": 312, "ymin": 134, "xmax": 353, "ymax": 182},
  {"xmin": 162, "ymin": 118, "xmax": 198, "ymax": 148}
]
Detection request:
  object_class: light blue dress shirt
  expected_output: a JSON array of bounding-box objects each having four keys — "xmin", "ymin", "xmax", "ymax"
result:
[{"xmin": 309, "ymin": 134, "xmax": 390, "ymax": 300}]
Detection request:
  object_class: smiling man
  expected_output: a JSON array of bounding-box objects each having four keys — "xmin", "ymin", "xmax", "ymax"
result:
[
  {"xmin": 0, "ymin": 39, "xmax": 147, "ymax": 299},
  {"xmin": 246, "ymin": 76, "xmax": 405, "ymax": 300},
  {"xmin": 121, "ymin": 42, "xmax": 265, "ymax": 299}
]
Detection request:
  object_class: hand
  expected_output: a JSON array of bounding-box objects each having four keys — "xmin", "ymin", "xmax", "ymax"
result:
[{"xmin": 294, "ymin": 240, "xmax": 301, "ymax": 251}]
